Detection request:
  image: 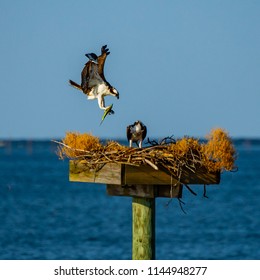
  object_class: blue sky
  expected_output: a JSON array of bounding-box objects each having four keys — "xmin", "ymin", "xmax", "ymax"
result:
[{"xmin": 0, "ymin": 0, "xmax": 259, "ymax": 139}]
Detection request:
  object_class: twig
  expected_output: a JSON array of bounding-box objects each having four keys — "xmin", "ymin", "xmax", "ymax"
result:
[
  {"xmin": 203, "ymin": 185, "xmax": 209, "ymax": 198},
  {"xmin": 52, "ymin": 140, "xmax": 87, "ymax": 153},
  {"xmin": 185, "ymin": 184, "xmax": 197, "ymax": 196},
  {"xmin": 144, "ymin": 158, "xmax": 158, "ymax": 170},
  {"xmin": 178, "ymin": 198, "xmax": 187, "ymax": 214}
]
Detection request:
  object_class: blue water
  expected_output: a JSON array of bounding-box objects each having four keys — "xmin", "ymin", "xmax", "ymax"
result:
[{"xmin": 0, "ymin": 139, "xmax": 259, "ymax": 260}]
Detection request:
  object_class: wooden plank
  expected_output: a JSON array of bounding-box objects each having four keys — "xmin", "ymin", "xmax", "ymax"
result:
[
  {"xmin": 132, "ymin": 197, "xmax": 155, "ymax": 260},
  {"xmin": 69, "ymin": 160, "xmax": 121, "ymax": 185},
  {"xmin": 107, "ymin": 184, "xmax": 155, "ymax": 198},
  {"xmin": 124, "ymin": 164, "xmax": 220, "ymax": 185},
  {"xmin": 180, "ymin": 166, "xmax": 220, "ymax": 184},
  {"xmin": 69, "ymin": 161, "xmax": 220, "ymax": 185},
  {"xmin": 156, "ymin": 184, "xmax": 183, "ymax": 198},
  {"xmin": 107, "ymin": 184, "xmax": 183, "ymax": 198},
  {"xmin": 124, "ymin": 165, "xmax": 179, "ymax": 185}
]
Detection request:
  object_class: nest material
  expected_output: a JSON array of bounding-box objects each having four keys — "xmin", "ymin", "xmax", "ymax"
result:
[{"xmin": 56, "ymin": 128, "xmax": 236, "ymax": 178}]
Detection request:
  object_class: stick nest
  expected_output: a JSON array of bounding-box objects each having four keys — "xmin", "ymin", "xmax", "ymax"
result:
[{"xmin": 55, "ymin": 128, "xmax": 236, "ymax": 176}]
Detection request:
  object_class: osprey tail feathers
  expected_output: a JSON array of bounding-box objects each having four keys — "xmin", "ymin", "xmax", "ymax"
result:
[{"xmin": 69, "ymin": 80, "xmax": 82, "ymax": 91}]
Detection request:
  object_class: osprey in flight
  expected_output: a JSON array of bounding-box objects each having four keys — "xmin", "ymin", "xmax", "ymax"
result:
[
  {"xmin": 69, "ymin": 45, "xmax": 119, "ymax": 115},
  {"xmin": 126, "ymin": 121, "xmax": 147, "ymax": 148}
]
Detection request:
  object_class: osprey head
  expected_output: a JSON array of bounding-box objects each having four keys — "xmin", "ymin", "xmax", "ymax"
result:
[
  {"xmin": 133, "ymin": 120, "xmax": 144, "ymax": 129},
  {"xmin": 110, "ymin": 87, "xmax": 119, "ymax": 99}
]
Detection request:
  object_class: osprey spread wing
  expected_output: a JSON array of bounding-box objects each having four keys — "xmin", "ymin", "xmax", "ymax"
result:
[{"xmin": 69, "ymin": 45, "xmax": 119, "ymax": 114}]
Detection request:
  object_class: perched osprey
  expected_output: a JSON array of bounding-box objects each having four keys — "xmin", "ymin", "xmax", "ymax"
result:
[
  {"xmin": 126, "ymin": 121, "xmax": 147, "ymax": 148},
  {"xmin": 69, "ymin": 45, "xmax": 119, "ymax": 114}
]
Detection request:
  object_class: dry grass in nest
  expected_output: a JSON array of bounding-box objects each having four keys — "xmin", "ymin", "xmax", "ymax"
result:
[{"xmin": 55, "ymin": 128, "xmax": 237, "ymax": 177}]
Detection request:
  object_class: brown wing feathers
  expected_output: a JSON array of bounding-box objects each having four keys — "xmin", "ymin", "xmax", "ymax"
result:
[
  {"xmin": 98, "ymin": 45, "xmax": 110, "ymax": 81},
  {"xmin": 69, "ymin": 45, "xmax": 111, "ymax": 93}
]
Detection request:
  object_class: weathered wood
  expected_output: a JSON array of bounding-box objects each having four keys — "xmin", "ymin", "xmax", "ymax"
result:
[
  {"xmin": 157, "ymin": 184, "xmax": 183, "ymax": 198},
  {"xmin": 107, "ymin": 184, "xmax": 155, "ymax": 198},
  {"xmin": 124, "ymin": 165, "xmax": 179, "ymax": 185},
  {"xmin": 69, "ymin": 161, "xmax": 121, "ymax": 185},
  {"xmin": 179, "ymin": 166, "xmax": 220, "ymax": 185},
  {"xmin": 106, "ymin": 184, "xmax": 183, "ymax": 198},
  {"xmin": 132, "ymin": 196, "xmax": 155, "ymax": 260},
  {"xmin": 69, "ymin": 161, "xmax": 220, "ymax": 186}
]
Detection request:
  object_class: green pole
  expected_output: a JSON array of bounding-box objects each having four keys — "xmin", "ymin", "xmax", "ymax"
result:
[{"xmin": 132, "ymin": 196, "xmax": 155, "ymax": 260}]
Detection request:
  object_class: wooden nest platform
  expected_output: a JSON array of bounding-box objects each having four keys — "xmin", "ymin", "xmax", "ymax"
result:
[
  {"xmin": 55, "ymin": 128, "xmax": 237, "ymax": 260},
  {"xmin": 55, "ymin": 128, "xmax": 236, "ymax": 196}
]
